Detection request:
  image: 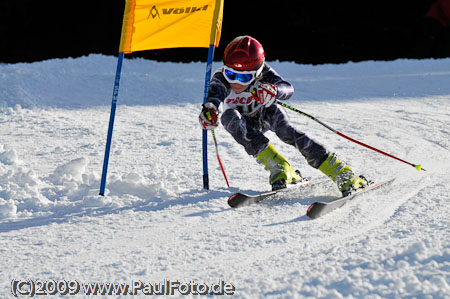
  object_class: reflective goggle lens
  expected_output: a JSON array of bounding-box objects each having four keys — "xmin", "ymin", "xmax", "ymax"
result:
[{"xmin": 224, "ymin": 69, "xmax": 254, "ymax": 83}]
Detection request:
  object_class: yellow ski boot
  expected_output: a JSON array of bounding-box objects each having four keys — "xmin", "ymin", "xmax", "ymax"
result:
[
  {"xmin": 256, "ymin": 144, "xmax": 302, "ymax": 190},
  {"xmin": 319, "ymin": 153, "xmax": 368, "ymax": 196}
]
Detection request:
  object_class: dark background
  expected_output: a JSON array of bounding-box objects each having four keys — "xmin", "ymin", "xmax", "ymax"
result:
[{"xmin": 1, "ymin": 0, "xmax": 449, "ymax": 64}]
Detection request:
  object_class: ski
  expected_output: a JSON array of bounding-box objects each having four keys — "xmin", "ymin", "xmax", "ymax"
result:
[
  {"xmin": 306, "ymin": 178, "xmax": 395, "ymax": 219},
  {"xmin": 228, "ymin": 179, "xmax": 329, "ymax": 208}
]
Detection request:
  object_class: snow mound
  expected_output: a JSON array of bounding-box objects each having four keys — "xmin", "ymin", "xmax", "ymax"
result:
[
  {"xmin": 0, "ymin": 199, "xmax": 17, "ymax": 219},
  {"xmin": 0, "ymin": 150, "xmax": 175, "ymax": 220}
]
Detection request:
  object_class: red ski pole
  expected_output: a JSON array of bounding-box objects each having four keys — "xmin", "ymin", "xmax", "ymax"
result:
[
  {"xmin": 277, "ymin": 101, "xmax": 425, "ymax": 172},
  {"xmin": 206, "ymin": 111, "xmax": 230, "ymax": 187},
  {"xmin": 211, "ymin": 130, "xmax": 230, "ymax": 187}
]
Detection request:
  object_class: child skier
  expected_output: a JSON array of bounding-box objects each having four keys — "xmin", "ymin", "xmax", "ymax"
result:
[{"xmin": 199, "ymin": 35, "xmax": 367, "ymax": 195}]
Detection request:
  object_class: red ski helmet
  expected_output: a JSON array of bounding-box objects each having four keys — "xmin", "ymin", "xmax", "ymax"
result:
[{"xmin": 223, "ymin": 36, "xmax": 265, "ymax": 71}]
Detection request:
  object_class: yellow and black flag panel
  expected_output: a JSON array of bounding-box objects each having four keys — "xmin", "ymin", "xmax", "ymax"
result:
[{"xmin": 119, "ymin": 0, "xmax": 224, "ymax": 53}]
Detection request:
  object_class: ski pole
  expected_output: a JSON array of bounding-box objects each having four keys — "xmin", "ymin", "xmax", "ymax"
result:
[
  {"xmin": 277, "ymin": 101, "xmax": 425, "ymax": 172},
  {"xmin": 206, "ymin": 111, "xmax": 230, "ymax": 187}
]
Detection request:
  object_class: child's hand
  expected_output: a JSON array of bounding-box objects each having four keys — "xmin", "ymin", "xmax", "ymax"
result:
[
  {"xmin": 199, "ymin": 102, "xmax": 219, "ymax": 130},
  {"xmin": 252, "ymin": 83, "xmax": 277, "ymax": 107}
]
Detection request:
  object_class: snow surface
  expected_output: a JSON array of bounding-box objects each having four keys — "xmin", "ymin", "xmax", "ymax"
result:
[{"xmin": 0, "ymin": 55, "xmax": 449, "ymax": 298}]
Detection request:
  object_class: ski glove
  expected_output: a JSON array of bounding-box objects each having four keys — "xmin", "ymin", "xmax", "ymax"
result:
[
  {"xmin": 252, "ymin": 83, "xmax": 277, "ymax": 108},
  {"xmin": 199, "ymin": 102, "xmax": 219, "ymax": 130}
]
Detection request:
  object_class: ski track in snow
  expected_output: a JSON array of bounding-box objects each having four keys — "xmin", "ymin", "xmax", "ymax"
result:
[{"xmin": 0, "ymin": 55, "xmax": 449, "ymax": 298}]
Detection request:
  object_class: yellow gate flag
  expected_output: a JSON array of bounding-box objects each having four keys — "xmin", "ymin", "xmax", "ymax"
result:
[{"xmin": 119, "ymin": 0, "xmax": 224, "ymax": 53}]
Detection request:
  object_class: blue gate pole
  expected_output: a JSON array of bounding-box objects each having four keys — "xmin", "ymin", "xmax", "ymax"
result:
[
  {"xmin": 99, "ymin": 52, "xmax": 125, "ymax": 196},
  {"xmin": 202, "ymin": 45, "xmax": 215, "ymax": 190}
]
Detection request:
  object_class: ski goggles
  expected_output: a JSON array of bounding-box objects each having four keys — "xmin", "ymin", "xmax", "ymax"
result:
[{"xmin": 222, "ymin": 65, "xmax": 263, "ymax": 85}]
